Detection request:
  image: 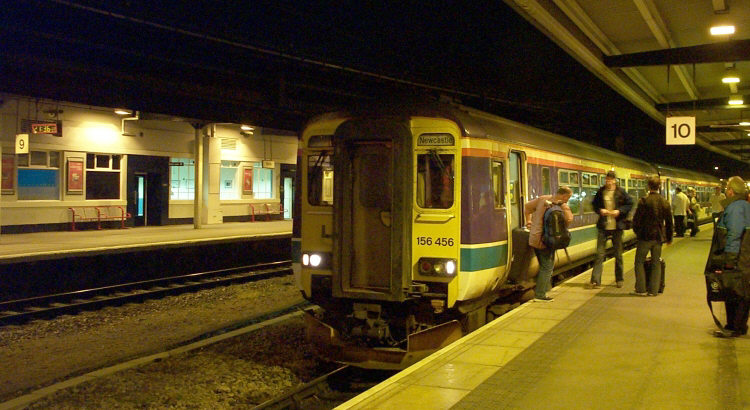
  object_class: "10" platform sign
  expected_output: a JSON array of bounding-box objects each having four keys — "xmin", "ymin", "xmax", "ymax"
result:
[{"xmin": 665, "ymin": 116, "xmax": 695, "ymax": 145}]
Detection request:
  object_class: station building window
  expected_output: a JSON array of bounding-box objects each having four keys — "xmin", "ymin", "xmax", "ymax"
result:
[
  {"xmin": 219, "ymin": 161, "xmax": 273, "ymax": 200},
  {"xmin": 17, "ymin": 150, "xmax": 60, "ymax": 200},
  {"xmin": 220, "ymin": 161, "xmax": 240, "ymax": 200},
  {"xmin": 170, "ymin": 158, "xmax": 195, "ymax": 200},
  {"xmin": 86, "ymin": 153, "xmax": 121, "ymax": 200}
]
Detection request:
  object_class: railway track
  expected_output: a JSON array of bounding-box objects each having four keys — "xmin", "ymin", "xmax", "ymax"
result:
[
  {"xmin": 0, "ymin": 260, "xmax": 292, "ymax": 325},
  {"xmin": 254, "ymin": 365, "xmax": 395, "ymax": 409}
]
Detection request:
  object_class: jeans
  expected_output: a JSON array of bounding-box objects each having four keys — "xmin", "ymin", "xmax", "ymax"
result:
[
  {"xmin": 634, "ymin": 239, "xmax": 662, "ymax": 294},
  {"xmin": 591, "ymin": 229, "xmax": 623, "ymax": 285},
  {"xmin": 712, "ymin": 212, "xmax": 722, "ymax": 228},
  {"xmin": 534, "ymin": 247, "xmax": 555, "ymax": 298}
]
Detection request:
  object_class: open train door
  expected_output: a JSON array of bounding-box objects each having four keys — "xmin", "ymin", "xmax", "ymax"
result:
[{"xmin": 506, "ymin": 150, "xmax": 531, "ymax": 283}]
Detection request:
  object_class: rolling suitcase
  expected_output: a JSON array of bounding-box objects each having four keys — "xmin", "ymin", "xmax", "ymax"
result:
[{"xmin": 644, "ymin": 257, "xmax": 665, "ymax": 293}]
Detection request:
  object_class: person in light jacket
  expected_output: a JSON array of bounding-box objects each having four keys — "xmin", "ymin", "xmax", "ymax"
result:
[{"xmin": 524, "ymin": 186, "xmax": 573, "ymax": 302}]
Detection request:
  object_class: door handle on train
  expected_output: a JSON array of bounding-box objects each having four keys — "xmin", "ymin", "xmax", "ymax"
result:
[{"xmin": 321, "ymin": 224, "xmax": 333, "ymax": 239}]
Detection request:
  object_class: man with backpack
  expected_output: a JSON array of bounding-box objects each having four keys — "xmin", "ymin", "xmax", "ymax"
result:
[
  {"xmin": 524, "ymin": 186, "xmax": 574, "ymax": 302},
  {"xmin": 588, "ymin": 170, "xmax": 634, "ymax": 289},
  {"xmin": 631, "ymin": 176, "xmax": 673, "ymax": 296}
]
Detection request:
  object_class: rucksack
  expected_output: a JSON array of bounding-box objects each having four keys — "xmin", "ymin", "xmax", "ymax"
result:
[{"xmin": 542, "ymin": 203, "xmax": 571, "ymax": 250}]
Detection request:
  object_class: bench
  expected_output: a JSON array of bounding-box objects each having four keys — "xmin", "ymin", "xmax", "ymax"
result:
[
  {"xmin": 249, "ymin": 203, "xmax": 283, "ymax": 222},
  {"xmin": 69, "ymin": 206, "xmax": 131, "ymax": 231}
]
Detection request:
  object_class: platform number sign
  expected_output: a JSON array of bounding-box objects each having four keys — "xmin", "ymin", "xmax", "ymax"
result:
[
  {"xmin": 665, "ymin": 116, "xmax": 695, "ymax": 145},
  {"xmin": 15, "ymin": 133, "xmax": 29, "ymax": 154}
]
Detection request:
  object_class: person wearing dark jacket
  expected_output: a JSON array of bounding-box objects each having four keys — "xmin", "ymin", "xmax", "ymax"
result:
[
  {"xmin": 631, "ymin": 176, "xmax": 673, "ymax": 296},
  {"xmin": 588, "ymin": 171, "xmax": 634, "ymax": 288}
]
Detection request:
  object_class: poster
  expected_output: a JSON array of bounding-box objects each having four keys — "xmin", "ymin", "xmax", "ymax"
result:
[
  {"xmin": 67, "ymin": 157, "xmax": 84, "ymax": 194},
  {"xmin": 242, "ymin": 167, "xmax": 253, "ymax": 195},
  {"xmin": 1, "ymin": 155, "xmax": 14, "ymax": 194}
]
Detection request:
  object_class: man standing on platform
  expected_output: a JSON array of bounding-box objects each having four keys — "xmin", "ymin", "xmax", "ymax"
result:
[
  {"xmin": 714, "ymin": 176, "xmax": 750, "ymax": 338},
  {"xmin": 672, "ymin": 187, "xmax": 689, "ymax": 237},
  {"xmin": 709, "ymin": 186, "xmax": 725, "ymax": 226},
  {"xmin": 588, "ymin": 171, "xmax": 633, "ymax": 289},
  {"xmin": 525, "ymin": 186, "xmax": 573, "ymax": 302},
  {"xmin": 631, "ymin": 176, "xmax": 672, "ymax": 296}
]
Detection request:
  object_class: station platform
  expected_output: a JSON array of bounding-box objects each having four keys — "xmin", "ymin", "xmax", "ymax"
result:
[
  {"xmin": 340, "ymin": 227, "xmax": 750, "ymax": 409},
  {"xmin": 0, "ymin": 221, "xmax": 292, "ymax": 264}
]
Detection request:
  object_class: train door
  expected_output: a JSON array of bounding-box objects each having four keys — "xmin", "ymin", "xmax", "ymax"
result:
[
  {"xmin": 338, "ymin": 141, "xmax": 393, "ymax": 292},
  {"xmin": 508, "ymin": 150, "xmax": 526, "ymax": 230}
]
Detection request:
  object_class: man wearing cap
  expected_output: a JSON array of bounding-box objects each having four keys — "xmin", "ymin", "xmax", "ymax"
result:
[
  {"xmin": 709, "ymin": 186, "xmax": 726, "ymax": 227},
  {"xmin": 588, "ymin": 171, "xmax": 634, "ymax": 289},
  {"xmin": 714, "ymin": 176, "xmax": 750, "ymax": 338},
  {"xmin": 686, "ymin": 187, "xmax": 701, "ymax": 237}
]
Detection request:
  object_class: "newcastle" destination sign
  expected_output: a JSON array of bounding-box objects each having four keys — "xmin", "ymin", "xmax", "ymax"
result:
[{"xmin": 417, "ymin": 134, "xmax": 455, "ymax": 146}]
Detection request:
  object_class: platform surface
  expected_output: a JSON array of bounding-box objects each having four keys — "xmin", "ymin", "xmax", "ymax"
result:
[
  {"xmin": 0, "ymin": 221, "xmax": 292, "ymax": 263},
  {"xmin": 340, "ymin": 227, "xmax": 749, "ymax": 409}
]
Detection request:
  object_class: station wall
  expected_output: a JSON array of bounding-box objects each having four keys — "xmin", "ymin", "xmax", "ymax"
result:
[{"xmin": 0, "ymin": 94, "xmax": 298, "ymax": 232}]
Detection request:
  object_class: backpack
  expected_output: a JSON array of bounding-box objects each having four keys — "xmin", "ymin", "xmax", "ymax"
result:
[{"xmin": 542, "ymin": 203, "xmax": 571, "ymax": 250}]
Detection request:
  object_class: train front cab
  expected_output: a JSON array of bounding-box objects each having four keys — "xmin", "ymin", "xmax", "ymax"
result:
[{"xmin": 298, "ymin": 116, "xmax": 473, "ymax": 369}]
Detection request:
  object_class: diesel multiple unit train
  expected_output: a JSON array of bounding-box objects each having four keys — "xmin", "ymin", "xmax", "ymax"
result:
[{"xmin": 292, "ymin": 101, "xmax": 720, "ymax": 369}]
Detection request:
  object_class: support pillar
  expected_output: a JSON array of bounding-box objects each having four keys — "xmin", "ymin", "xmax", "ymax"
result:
[{"xmin": 192, "ymin": 123, "xmax": 205, "ymax": 229}]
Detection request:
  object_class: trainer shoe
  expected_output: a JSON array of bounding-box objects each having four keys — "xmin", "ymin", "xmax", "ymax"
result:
[
  {"xmin": 616, "ymin": 281, "xmax": 624, "ymax": 288},
  {"xmin": 586, "ymin": 283, "xmax": 601, "ymax": 289},
  {"xmin": 713, "ymin": 329, "xmax": 740, "ymax": 338},
  {"xmin": 629, "ymin": 291, "xmax": 647, "ymax": 296},
  {"xmin": 647, "ymin": 293, "xmax": 658, "ymax": 296},
  {"xmin": 534, "ymin": 296, "xmax": 554, "ymax": 302}
]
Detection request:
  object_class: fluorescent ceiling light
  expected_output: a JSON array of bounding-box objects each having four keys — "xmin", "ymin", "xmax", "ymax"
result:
[
  {"xmin": 114, "ymin": 108, "xmax": 132, "ymax": 115},
  {"xmin": 240, "ymin": 124, "xmax": 254, "ymax": 131},
  {"xmin": 740, "ymin": 121, "xmax": 750, "ymax": 126},
  {"xmin": 722, "ymin": 67, "xmax": 741, "ymax": 84},
  {"xmin": 728, "ymin": 95, "xmax": 744, "ymax": 105},
  {"xmin": 710, "ymin": 25, "xmax": 735, "ymax": 35}
]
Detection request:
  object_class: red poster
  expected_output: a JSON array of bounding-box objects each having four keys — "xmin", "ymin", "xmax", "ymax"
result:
[
  {"xmin": 67, "ymin": 158, "xmax": 84, "ymax": 194},
  {"xmin": 243, "ymin": 167, "xmax": 253, "ymax": 195},
  {"xmin": 1, "ymin": 155, "xmax": 14, "ymax": 194}
]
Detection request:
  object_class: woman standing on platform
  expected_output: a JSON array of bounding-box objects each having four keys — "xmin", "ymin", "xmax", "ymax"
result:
[{"xmin": 714, "ymin": 176, "xmax": 750, "ymax": 338}]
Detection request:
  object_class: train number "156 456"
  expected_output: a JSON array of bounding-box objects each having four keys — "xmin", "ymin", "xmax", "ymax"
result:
[{"xmin": 416, "ymin": 237, "xmax": 454, "ymax": 247}]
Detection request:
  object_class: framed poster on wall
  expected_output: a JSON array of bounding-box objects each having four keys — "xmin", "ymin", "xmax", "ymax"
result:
[
  {"xmin": 242, "ymin": 166, "xmax": 253, "ymax": 195},
  {"xmin": 1, "ymin": 154, "xmax": 14, "ymax": 194},
  {"xmin": 67, "ymin": 157, "xmax": 84, "ymax": 194}
]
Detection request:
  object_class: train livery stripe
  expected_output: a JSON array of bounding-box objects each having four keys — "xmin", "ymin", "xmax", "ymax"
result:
[
  {"xmin": 460, "ymin": 244, "xmax": 508, "ymax": 272},
  {"xmin": 527, "ymin": 156, "xmax": 606, "ymax": 174},
  {"xmin": 460, "ymin": 226, "xmax": 598, "ymax": 272}
]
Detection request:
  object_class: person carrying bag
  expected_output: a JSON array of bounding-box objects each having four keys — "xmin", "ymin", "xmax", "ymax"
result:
[{"xmin": 705, "ymin": 176, "xmax": 750, "ymax": 338}]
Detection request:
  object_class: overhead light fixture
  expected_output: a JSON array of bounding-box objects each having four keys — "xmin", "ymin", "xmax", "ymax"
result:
[
  {"xmin": 710, "ymin": 25, "xmax": 735, "ymax": 35},
  {"xmin": 722, "ymin": 66, "xmax": 740, "ymax": 84},
  {"xmin": 715, "ymin": 166, "xmax": 720, "ymax": 170},
  {"xmin": 114, "ymin": 108, "xmax": 132, "ymax": 116},
  {"xmin": 740, "ymin": 121, "xmax": 750, "ymax": 126},
  {"xmin": 240, "ymin": 124, "xmax": 254, "ymax": 131},
  {"xmin": 728, "ymin": 95, "xmax": 744, "ymax": 105}
]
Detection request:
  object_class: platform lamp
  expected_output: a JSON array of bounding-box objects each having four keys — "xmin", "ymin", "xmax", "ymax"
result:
[{"xmin": 728, "ymin": 95, "xmax": 744, "ymax": 105}]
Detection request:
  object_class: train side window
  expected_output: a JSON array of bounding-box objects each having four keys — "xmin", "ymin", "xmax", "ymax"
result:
[
  {"xmin": 308, "ymin": 152, "xmax": 333, "ymax": 206},
  {"xmin": 416, "ymin": 153, "xmax": 454, "ymax": 209},
  {"xmin": 492, "ymin": 161, "xmax": 505, "ymax": 208},
  {"xmin": 569, "ymin": 171, "xmax": 579, "ymax": 185},
  {"xmin": 582, "ymin": 173, "xmax": 590, "ymax": 186},
  {"xmin": 541, "ymin": 167, "xmax": 550, "ymax": 195},
  {"xmin": 559, "ymin": 170, "xmax": 569, "ymax": 184}
]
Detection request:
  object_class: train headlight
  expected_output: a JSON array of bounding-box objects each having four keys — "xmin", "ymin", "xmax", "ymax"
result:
[
  {"xmin": 417, "ymin": 257, "xmax": 457, "ymax": 277},
  {"xmin": 302, "ymin": 252, "xmax": 331, "ymax": 269},
  {"xmin": 310, "ymin": 254, "xmax": 322, "ymax": 267}
]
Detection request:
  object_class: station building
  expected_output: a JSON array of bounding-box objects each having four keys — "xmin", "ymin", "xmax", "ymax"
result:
[{"xmin": 0, "ymin": 93, "xmax": 298, "ymax": 233}]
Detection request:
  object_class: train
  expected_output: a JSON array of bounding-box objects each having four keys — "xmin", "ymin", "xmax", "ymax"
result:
[{"xmin": 292, "ymin": 101, "xmax": 720, "ymax": 370}]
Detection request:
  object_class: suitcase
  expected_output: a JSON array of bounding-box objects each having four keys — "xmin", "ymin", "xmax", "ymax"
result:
[{"xmin": 644, "ymin": 257, "xmax": 665, "ymax": 293}]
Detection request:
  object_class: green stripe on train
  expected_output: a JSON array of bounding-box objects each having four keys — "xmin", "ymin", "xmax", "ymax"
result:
[{"xmin": 460, "ymin": 226, "xmax": 598, "ymax": 272}]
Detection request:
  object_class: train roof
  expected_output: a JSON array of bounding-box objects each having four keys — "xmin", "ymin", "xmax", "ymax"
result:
[{"xmin": 304, "ymin": 101, "xmax": 718, "ymax": 183}]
